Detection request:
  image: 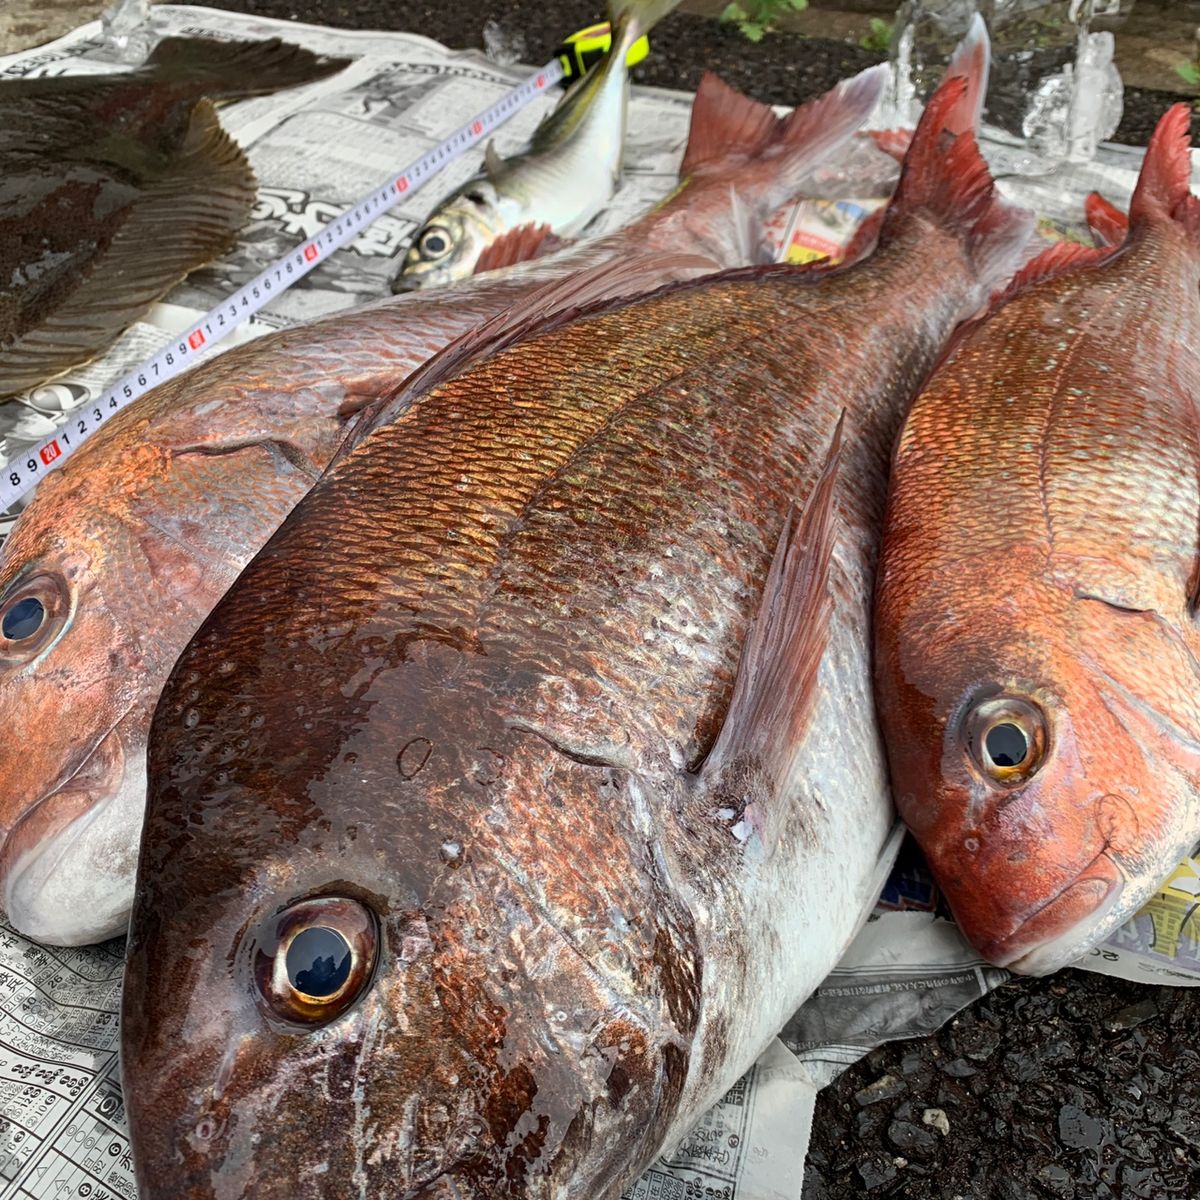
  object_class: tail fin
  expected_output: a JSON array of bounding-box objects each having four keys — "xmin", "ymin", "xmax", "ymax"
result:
[
  {"xmin": 680, "ymin": 65, "xmax": 886, "ymax": 221},
  {"xmin": 145, "ymin": 35, "xmax": 348, "ymax": 100},
  {"xmin": 942, "ymin": 12, "xmax": 990, "ymax": 137},
  {"xmin": 1129, "ymin": 104, "xmax": 1200, "ymax": 240},
  {"xmin": 876, "ymin": 21, "xmax": 1032, "ymax": 294},
  {"xmin": 608, "ymin": 0, "xmax": 683, "ymax": 50},
  {"xmin": 1085, "ymin": 192, "xmax": 1129, "ymax": 247}
]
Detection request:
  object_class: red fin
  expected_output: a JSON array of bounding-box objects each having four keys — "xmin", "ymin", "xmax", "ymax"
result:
[
  {"xmin": 877, "ymin": 19, "xmax": 1032, "ymax": 294},
  {"xmin": 339, "ymin": 248, "xmax": 723, "ymax": 453},
  {"xmin": 990, "ymin": 239, "xmax": 1115, "ymax": 308},
  {"xmin": 1130, "ymin": 104, "xmax": 1200, "ymax": 238},
  {"xmin": 870, "ymin": 129, "xmax": 911, "ymax": 162},
  {"xmin": 681, "ymin": 64, "xmax": 887, "ymax": 184},
  {"xmin": 699, "ymin": 415, "xmax": 844, "ymax": 800},
  {"xmin": 473, "ymin": 224, "xmax": 566, "ymax": 275},
  {"xmin": 1085, "ymin": 191, "xmax": 1129, "ymax": 247},
  {"xmin": 941, "ymin": 12, "xmax": 989, "ymax": 136}
]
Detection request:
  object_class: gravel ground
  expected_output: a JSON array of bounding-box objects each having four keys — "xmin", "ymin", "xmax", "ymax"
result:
[{"xmin": 55, "ymin": 0, "xmax": 1199, "ymax": 1192}]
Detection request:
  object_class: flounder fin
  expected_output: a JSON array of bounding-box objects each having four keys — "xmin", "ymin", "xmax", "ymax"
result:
[
  {"xmin": 1085, "ymin": 191, "xmax": 1129, "ymax": 247},
  {"xmin": 340, "ymin": 247, "xmax": 722, "ymax": 452},
  {"xmin": 0, "ymin": 99, "xmax": 255, "ymax": 397},
  {"xmin": 681, "ymin": 65, "xmax": 887, "ymax": 199},
  {"xmin": 144, "ymin": 35, "xmax": 348, "ymax": 98},
  {"xmin": 473, "ymin": 224, "xmax": 567, "ymax": 275},
  {"xmin": 877, "ymin": 18, "xmax": 1032, "ymax": 294},
  {"xmin": 699, "ymin": 415, "xmax": 844, "ymax": 789},
  {"xmin": 1130, "ymin": 104, "xmax": 1200, "ymax": 239}
]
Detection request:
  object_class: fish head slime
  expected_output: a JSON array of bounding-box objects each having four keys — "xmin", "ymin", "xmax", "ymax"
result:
[
  {"xmin": 0, "ymin": 496, "xmax": 161, "ymax": 945},
  {"xmin": 123, "ymin": 599, "xmax": 701, "ymax": 1198},
  {"xmin": 875, "ymin": 566, "xmax": 1187, "ymax": 975}
]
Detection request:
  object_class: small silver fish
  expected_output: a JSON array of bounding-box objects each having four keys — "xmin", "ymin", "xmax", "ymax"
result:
[{"xmin": 394, "ymin": 0, "xmax": 679, "ymax": 291}]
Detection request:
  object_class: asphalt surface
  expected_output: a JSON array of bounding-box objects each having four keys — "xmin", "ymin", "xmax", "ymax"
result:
[{"xmin": 194, "ymin": 2, "xmax": 1200, "ymax": 1197}]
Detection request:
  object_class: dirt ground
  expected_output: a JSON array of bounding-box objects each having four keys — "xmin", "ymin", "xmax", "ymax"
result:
[{"xmin": 6, "ymin": 1, "xmax": 1200, "ymax": 1196}]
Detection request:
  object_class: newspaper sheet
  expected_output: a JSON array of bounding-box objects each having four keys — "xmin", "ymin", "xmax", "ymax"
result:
[{"xmin": 1, "ymin": 7, "xmax": 1199, "ymax": 1199}]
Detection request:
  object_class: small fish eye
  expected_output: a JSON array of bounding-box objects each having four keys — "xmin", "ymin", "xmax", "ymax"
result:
[
  {"xmin": 418, "ymin": 227, "xmax": 452, "ymax": 260},
  {"xmin": 3, "ymin": 597, "xmax": 45, "ymax": 641},
  {"xmin": 464, "ymin": 190, "xmax": 487, "ymax": 206},
  {"xmin": 0, "ymin": 575, "xmax": 70, "ymax": 663},
  {"xmin": 253, "ymin": 897, "xmax": 377, "ymax": 1027},
  {"xmin": 965, "ymin": 696, "xmax": 1047, "ymax": 786}
]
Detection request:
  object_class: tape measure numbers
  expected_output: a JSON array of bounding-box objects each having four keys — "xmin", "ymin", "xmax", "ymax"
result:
[{"xmin": 0, "ymin": 54, "xmax": 572, "ymax": 512}]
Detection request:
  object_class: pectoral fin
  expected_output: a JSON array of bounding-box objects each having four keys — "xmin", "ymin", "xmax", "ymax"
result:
[{"xmin": 696, "ymin": 416, "xmax": 844, "ymax": 826}]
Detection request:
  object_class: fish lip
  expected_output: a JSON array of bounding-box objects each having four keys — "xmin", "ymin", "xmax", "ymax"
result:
[
  {"xmin": 0, "ymin": 722, "xmax": 125, "ymax": 900},
  {"xmin": 974, "ymin": 851, "xmax": 1124, "ymax": 974}
]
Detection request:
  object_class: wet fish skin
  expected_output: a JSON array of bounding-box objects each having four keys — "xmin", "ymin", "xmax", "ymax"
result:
[
  {"xmin": 394, "ymin": 0, "xmax": 679, "ymax": 292},
  {"xmin": 873, "ymin": 105, "xmax": 1200, "ymax": 976},
  {"xmin": 0, "ymin": 66, "xmax": 887, "ymax": 947},
  {"xmin": 122, "ymin": 29, "xmax": 1031, "ymax": 1197},
  {"xmin": 0, "ymin": 37, "xmax": 348, "ymax": 398}
]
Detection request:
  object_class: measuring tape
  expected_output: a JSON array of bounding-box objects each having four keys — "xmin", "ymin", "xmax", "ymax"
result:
[{"xmin": 0, "ymin": 52, "xmax": 579, "ymax": 512}]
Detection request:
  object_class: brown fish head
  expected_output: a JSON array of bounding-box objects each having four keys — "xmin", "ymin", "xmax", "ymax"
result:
[
  {"xmin": 124, "ymin": 609, "xmax": 700, "ymax": 1199},
  {"xmin": 878, "ymin": 567, "xmax": 1200, "ymax": 976}
]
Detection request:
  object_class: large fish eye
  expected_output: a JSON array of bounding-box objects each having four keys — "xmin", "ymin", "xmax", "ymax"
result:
[
  {"xmin": 417, "ymin": 226, "xmax": 453, "ymax": 261},
  {"xmin": 253, "ymin": 897, "xmax": 378, "ymax": 1027},
  {"xmin": 965, "ymin": 696, "xmax": 1047, "ymax": 786},
  {"xmin": 0, "ymin": 574, "xmax": 70, "ymax": 665}
]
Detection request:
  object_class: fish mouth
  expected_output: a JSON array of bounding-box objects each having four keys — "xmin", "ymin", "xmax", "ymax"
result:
[
  {"xmin": 0, "ymin": 726, "xmax": 133, "ymax": 944},
  {"xmin": 975, "ymin": 853, "xmax": 1125, "ymax": 975}
]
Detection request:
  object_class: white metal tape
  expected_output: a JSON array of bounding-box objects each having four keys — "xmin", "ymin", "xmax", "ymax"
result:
[{"xmin": 0, "ymin": 56, "xmax": 566, "ymax": 512}]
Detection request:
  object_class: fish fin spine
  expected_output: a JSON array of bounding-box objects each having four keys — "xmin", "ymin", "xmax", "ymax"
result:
[
  {"xmin": 1085, "ymin": 192, "xmax": 1129, "ymax": 247},
  {"xmin": 698, "ymin": 415, "xmax": 843, "ymax": 792},
  {"xmin": 607, "ymin": 0, "xmax": 683, "ymax": 44},
  {"xmin": 1130, "ymin": 104, "xmax": 1199, "ymax": 237},
  {"xmin": 877, "ymin": 26, "xmax": 1032, "ymax": 295},
  {"xmin": 680, "ymin": 66, "xmax": 887, "ymax": 194},
  {"xmin": 473, "ymin": 224, "xmax": 567, "ymax": 275},
  {"xmin": 989, "ymin": 240, "xmax": 1115, "ymax": 307}
]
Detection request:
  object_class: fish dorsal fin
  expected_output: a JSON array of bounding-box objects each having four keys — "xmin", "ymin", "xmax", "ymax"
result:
[
  {"xmin": 1085, "ymin": 191, "xmax": 1129, "ymax": 247},
  {"xmin": 483, "ymin": 140, "xmax": 505, "ymax": 182},
  {"xmin": 990, "ymin": 239, "xmax": 1116, "ymax": 308},
  {"xmin": 1130, "ymin": 104, "xmax": 1200, "ymax": 238},
  {"xmin": 696, "ymin": 416, "xmax": 844, "ymax": 816},
  {"xmin": 340, "ymin": 247, "xmax": 722, "ymax": 452},
  {"xmin": 472, "ymin": 223, "xmax": 567, "ymax": 275}
]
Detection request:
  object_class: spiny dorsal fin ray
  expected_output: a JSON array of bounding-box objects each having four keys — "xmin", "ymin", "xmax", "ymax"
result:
[{"xmin": 338, "ymin": 246, "xmax": 723, "ymax": 455}]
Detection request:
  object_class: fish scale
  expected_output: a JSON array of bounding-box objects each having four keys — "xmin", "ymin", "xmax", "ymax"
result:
[
  {"xmin": 122, "ymin": 28, "xmax": 1034, "ymax": 1195},
  {"xmin": 875, "ymin": 104, "xmax": 1200, "ymax": 976}
]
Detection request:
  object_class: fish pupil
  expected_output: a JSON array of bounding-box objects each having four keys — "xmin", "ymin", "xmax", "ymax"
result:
[
  {"xmin": 286, "ymin": 926, "xmax": 352, "ymax": 998},
  {"xmin": 2, "ymin": 597, "xmax": 45, "ymax": 641},
  {"xmin": 985, "ymin": 722, "xmax": 1028, "ymax": 769}
]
